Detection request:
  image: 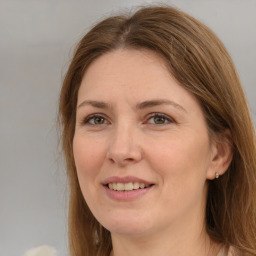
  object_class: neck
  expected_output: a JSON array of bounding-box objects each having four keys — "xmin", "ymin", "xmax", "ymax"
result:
[
  {"xmin": 111, "ymin": 227, "xmax": 220, "ymax": 256},
  {"xmin": 110, "ymin": 205, "xmax": 220, "ymax": 256}
]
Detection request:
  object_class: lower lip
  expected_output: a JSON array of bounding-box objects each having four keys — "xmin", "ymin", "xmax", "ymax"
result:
[{"xmin": 103, "ymin": 185, "xmax": 154, "ymax": 201}]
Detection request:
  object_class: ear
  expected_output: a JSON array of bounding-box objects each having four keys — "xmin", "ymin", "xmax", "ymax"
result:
[{"xmin": 206, "ymin": 129, "xmax": 233, "ymax": 180}]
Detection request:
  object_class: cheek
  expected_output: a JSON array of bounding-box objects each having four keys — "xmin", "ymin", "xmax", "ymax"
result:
[
  {"xmin": 148, "ymin": 137, "xmax": 209, "ymax": 215},
  {"xmin": 73, "ymin": 136, "xmax": 104, "ymax": 171},
  {"xmin": 72, "ymin": 136, "xmax": 109, "ymax": 217},
  {"xmin": 146, "ymin": 131, "xmax": 211, "ymax": 187},
  {"xmin": 72, "ymin": 136, "xmax": 107, "ymax": 194}
]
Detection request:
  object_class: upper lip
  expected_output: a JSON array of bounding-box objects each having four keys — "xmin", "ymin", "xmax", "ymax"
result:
[{"xmin": 102, "ymin": 176, "xmax": 154, "ymax": 186}]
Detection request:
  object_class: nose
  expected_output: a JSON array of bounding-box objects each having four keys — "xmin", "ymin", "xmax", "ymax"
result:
[{"xmin": 107, "ymin": 124, "xmax": 143, "ymax": 166}]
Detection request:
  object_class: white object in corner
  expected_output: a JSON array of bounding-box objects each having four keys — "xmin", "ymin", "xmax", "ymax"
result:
[{"xmin": 23, "ymin": 245, "xmax": 57, "ymax": 256}]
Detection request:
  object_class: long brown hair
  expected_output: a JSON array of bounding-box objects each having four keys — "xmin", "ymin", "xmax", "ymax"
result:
[{"xmin": 59, "ymin": 5, "xmax": 256, "ymax": 256}]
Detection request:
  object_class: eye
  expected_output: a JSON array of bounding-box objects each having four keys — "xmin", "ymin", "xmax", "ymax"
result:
[
  {"xmin": 147, "ymin": 113, "xmax": 174, "ymax": 125},
  {"xmin": 82, "ymin": 114, "xmax": 108, "ymax": 125}
]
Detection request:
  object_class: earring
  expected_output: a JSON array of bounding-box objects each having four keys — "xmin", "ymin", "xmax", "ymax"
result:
[{"xmin": 215, "ymin": 172, "xmax": 220, "ymax": 179}]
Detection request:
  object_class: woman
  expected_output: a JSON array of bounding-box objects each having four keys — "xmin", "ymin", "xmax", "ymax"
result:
[{"xmin": 59, "ymin": 5, "xmax": 256, "ymax": 256}]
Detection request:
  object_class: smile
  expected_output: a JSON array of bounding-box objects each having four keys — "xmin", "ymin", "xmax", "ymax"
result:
[
  {"xmin": 108, "ymin": 182, "xmax": 151, "ymax": 191},
  {"xmin": 103, "ymin": 176, "xmax": 154, "ymax": 200}
]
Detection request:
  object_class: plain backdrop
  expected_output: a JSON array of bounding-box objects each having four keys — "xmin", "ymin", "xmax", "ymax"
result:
[{"xmin": 0, "ymin": 0, "xmax": 255, "ymax": 255}]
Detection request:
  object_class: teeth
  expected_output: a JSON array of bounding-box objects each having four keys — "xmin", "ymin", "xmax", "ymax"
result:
[
  {"xmin": 108, "ymin": 182, "xmax": 150, "ymax": 191},
  {"xmin": 139, "ymin": 183, "xmax": 145, "ymax": 189},
  {"xmin": 117, "ymin": 183, "xmax": 125, "ymax": 190},
  {"xmin": 124, "ymin": 182, "xmax": 133, "ymax": 191},
  {"xmin": 133, "ymin": 182, "xmax": 139, "ymax": 189}
]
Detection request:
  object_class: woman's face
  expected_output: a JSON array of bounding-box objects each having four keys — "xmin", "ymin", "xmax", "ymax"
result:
[{"xmin": 73, "ymin": 49, "xmax": 216, "ymax": 238}]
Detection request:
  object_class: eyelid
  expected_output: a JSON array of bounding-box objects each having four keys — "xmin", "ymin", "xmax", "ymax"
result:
[
  {"xmin": 79, "ymin": 112, "xmax": 175, "ymax": 126},
  {"xmin": 80, "ymin": 113, "xmax": 110, "ymax": 126},
  {"xmin": 145, "ymin": 112, "xmax": 175, "ymax": 125}
]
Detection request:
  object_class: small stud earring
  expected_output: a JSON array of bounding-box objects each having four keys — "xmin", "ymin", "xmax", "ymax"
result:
[{"xmin": 215, "ymin": 172, "xmax": 220, "ymax": 179}]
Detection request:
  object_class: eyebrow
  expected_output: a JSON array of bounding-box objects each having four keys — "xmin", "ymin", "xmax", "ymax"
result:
[
  {"xmin": 77, "ymin": 100, "xmax": 110, "ymax": 109},
  {"xmin": 136, "ymin": 99, "xmax": 187, "ymax": 112},
  {"xmin": 77, "ymin": 99, "xmax": 187, "ymax": 112}
]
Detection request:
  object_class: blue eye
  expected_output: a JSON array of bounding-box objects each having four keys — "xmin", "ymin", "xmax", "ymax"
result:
[
  {"xmin": 147, "ymin": 113, "xmax": 174, "ymax": 125},
  {"xmin": 83, "ymin": 115, "xmax": 107, "ymax": 125}
]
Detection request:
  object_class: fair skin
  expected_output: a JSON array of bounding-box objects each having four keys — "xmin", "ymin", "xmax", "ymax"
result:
[{"xmin": 73, "ymin": 49, "xmax": 232, "ymax": 256}]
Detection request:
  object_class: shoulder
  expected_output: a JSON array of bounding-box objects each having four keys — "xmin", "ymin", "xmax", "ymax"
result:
[
  {"xmin": 228, "ymin": 246, "xmax": 245, "ymax": 256},
  {"xmin": 228, "ymin": 246, "xmax": 235, "ymax": 255},
  {"xmin": 218, "ymin": 246, "xmax": 240, "ymax": 256}
]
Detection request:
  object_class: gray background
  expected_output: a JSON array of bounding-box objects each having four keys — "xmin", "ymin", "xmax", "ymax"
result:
[{"xmin": 0, "ymin": 0, "xmax": 255, "ymax": 255}]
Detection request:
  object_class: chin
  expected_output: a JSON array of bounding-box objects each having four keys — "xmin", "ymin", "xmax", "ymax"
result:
[{"xmin": 100, "ymin": 211, "xmax": 155, "ymax": 237}]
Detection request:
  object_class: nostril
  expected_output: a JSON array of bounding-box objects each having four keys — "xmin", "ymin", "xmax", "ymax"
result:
[
  {"xmin": 125, "ymin": 158, "xmax": 134, "ymax": 161},
  {"xmin": 106, "ymin": 139, "xmax": 143, "ymax": 166}
]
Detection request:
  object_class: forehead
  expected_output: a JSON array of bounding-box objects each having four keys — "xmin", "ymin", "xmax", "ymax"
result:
[
  {"xmin": 78, "ymin": 48, "xmax": 199, "ymax": 111},
  {"xmin": 83, "ymin": 49, "xmax": 168, "ymax": 86},
  {"xmin": 80, "ymin": 49, "xmax": 175, "ymax": 95}
]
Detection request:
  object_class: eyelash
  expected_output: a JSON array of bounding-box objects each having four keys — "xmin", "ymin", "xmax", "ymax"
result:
[
  {"xmin": 81, "ymin": 114, "xmax": 109, "ymax": 126},
  {"xmin": 81, "ymin": 113, "xmax": 175, "ymax": 126},
  {"xmin": 146, "ymin": 113, "xmax": 175, "ymax": 125}
]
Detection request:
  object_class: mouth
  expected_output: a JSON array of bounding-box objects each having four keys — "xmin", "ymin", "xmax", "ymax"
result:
[
  {"xmin": 102, "ymin": 176, "xmax": 154, "ymax": 201},
  {"xmin": 106, "ymin": 182, "xmax": 153, "ymax": 191}
]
